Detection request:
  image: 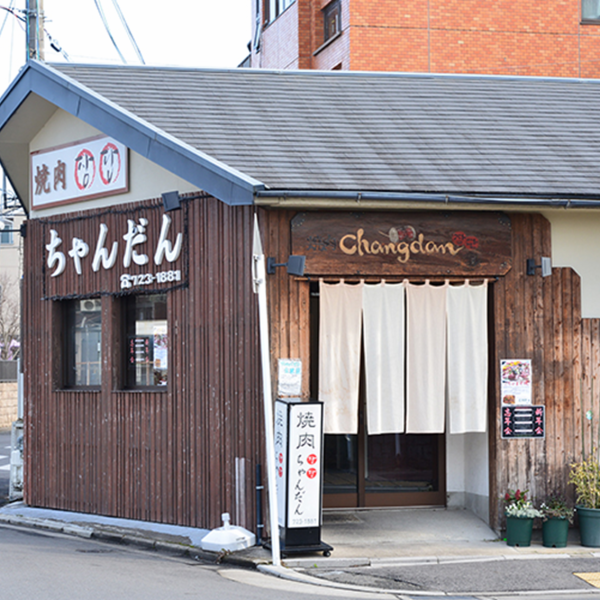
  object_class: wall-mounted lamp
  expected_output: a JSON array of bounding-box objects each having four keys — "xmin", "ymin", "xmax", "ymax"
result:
[
  {"xmin": 526, "ymin": 257, "xmax": 552, "ymax": 277},
  {"xmin": 266, "ymin": 255, "xmax": 306, "ymax": 277},
  {"xmin": 162, "ymin": 190, "xmax": 181, "ymax": 212}
]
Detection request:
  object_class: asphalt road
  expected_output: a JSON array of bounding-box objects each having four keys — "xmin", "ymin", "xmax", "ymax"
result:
[
  {"xmin": 4, "ymin": 516, "xmax": 600, "ymax": 600},
  {"xmin": 0, "ymin": 429, "xmax": 10, "ymax": 505},
  {"xmin": 301, "ymin": 556, "xmax": 600, "ymax": 597},
  {"xmin": 0, "ymin": 523, "xmax": 388, "ymax": 600}
]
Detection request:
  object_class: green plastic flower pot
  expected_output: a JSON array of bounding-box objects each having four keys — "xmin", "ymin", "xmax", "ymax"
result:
[
  {"xmin": 542, "ymin": 517, "xmax": 569, "ymax": 548},
  {"xmin": 506, "ymin": 516, "xmax": 534, "ymax": 547},
  {"xmin": 577, "ymin": 506, "xmax": 600, "ymax": 547}
]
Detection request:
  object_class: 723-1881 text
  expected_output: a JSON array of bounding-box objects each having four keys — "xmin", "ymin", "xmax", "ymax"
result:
[{"xmin": 120, "ymin": 270, "xmax": 181, "ymax": 289}]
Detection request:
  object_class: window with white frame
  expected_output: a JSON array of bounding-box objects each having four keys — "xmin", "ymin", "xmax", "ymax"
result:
[
  {"xmin": 0, "ymin": 218, "xmax": 13, "ymax": 245},
  {"xmin": 583, "ymin": 0, "xmax": 600, "ymax": 20},
  {"xmin": 64, "ymin": 298, "xmax": 102, "ymax": 388}
]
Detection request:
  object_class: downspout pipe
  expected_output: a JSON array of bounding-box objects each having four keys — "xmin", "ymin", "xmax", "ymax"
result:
[{"xmin": 254, "ymin": 189, "xmax": 600, "ymax": 209}]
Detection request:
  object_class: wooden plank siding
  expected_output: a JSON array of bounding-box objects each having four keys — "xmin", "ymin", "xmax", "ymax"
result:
[
  {"xmin": 22, "ymin": 199, "xmax": 600, "ymax": 534},
  {"xmin": 23, "ymin": 195, "xmax": 264, "ymax": 530},
  {"xmin": 490, "ymin": 213, "xmax": 598, "ymax": 531},
  {"xmin": 264, "ymin": 209, "xmax": 600, "ymax": 530},
  {"xmin": 263, "ymin": 209, "xmax": 311, "ymax": 399}
]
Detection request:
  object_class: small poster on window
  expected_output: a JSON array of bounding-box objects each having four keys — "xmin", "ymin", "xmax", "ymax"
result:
[
  {"xmin": 129, "ymin": 336, "xmax": 151, "ymax": 364},
  {"xmin": 278, "ymin": 359, "xmax": 302, "ymax": 397},
  {"xmin": 153, "ymin": 324, "xmax": 168, "ymax": 370},
  {"xmin": 500, "ymin": 359, "xmax": 532, "ymax": 406}
]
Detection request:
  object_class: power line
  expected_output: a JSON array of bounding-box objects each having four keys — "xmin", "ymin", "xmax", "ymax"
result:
[
  {"xmin": 110, "ymin": 0, "xmax": 144, "ymax": 65},
  {"xmin": 92, "ymin": 0, "xmax": 127, "ymax": 64},
  {"xmin": 0, "ymin": 1, "xmax": 19, "ymax": 37}
]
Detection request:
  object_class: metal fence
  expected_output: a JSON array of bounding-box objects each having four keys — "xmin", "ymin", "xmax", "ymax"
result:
[{"xmin": 0, "ymin": 360, "xmax": 18, "ymax": 382}]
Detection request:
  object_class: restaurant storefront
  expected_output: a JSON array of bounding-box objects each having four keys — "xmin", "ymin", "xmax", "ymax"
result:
[{"xmin": 2, "ymin": 61, "xmax": 600, "ymax": 535}]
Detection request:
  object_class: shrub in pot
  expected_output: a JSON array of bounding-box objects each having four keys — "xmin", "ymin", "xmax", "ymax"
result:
[
  {"xmin": 569, "ymin": 456, "xmax": 600, "ymax": 547},
  {"xmin": 504, "ymin": 489, "xmax": 542, "ymax": 547},
  {"xmin": 540, "ymin": 495, "xmax": 573, "ymax": 548}
]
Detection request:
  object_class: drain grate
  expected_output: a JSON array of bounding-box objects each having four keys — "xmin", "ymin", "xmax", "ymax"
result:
[
  {"xmin": 574, "ymin": 572, "xmax": 600, "ymax": 588},
  {"xmin": 323, "ymin": 513, "xmax": 363, "ymax": 524}
]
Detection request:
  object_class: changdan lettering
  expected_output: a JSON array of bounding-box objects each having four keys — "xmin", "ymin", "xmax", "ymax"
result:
[{"xmin": 339, "ymin": 229, "xmax": 463, "ymax": 263}]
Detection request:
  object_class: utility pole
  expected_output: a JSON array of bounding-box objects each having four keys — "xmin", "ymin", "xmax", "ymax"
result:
[{"xmin": 26, "ymin": 0, "xmax": 44, "ymax": 60}]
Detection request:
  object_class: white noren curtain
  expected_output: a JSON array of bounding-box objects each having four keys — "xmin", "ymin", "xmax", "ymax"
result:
[
  {"xmin": 447, "ymin": 281, "xmax": 488, "ymax": 434},
  {"xmin": 363, "ymin": 282, "xmax": 406, "ymax": 434},
  {"xmin": 406, "ymin": 282, "xmax": 447, "ymax": 433},
  {"xmin": 319, "ymin": 280, "xmax": 363, "ymax": 434}
]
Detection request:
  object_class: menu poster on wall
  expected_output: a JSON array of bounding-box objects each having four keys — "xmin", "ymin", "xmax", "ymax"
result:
[
  {"xmin": 500, "ymin": 359, "xmax": 532, "ymax": 406},
  {"xmin": 502, "ymin": 405, "xmax": 545, "ymax": 439}
]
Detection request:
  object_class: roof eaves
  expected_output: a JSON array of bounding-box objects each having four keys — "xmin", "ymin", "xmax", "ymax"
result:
[
  {"xmin": 255, "ymin": 188, "xmax": 600, "ymax": 209},
  {"xmin": 0, "ymin": 61, "xmax": 264, "ymax": 206}
]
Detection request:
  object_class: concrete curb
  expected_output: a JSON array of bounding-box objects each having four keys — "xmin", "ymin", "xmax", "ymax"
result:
[
  {"xmin": 0, "ymin": 510, "xmax": 271, "ymax": 568},
  {"xmin": 0, "ymin": 513, "xmax": 94, "ymax": 538},
  {"xmin": 4, "ymin": 510, "xmax": 600, "ymax": 597}
]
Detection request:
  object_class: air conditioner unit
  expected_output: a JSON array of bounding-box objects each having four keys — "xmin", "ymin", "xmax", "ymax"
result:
[{"xmin": 81, "ymin": 299, "xmax": 101, "ymax": 312}]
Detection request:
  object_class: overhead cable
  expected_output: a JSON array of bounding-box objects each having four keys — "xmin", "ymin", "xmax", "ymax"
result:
[
  {"xmin": 92, "ymin": 0, "xmax": 127, "ymax": 63},
  {"xmin": 110, "ymin": 0, "xmax": 145, "ymax": 64},
  {"xmin": 0, "ymin": 0, "xmax": 19, "ymax": 38}
]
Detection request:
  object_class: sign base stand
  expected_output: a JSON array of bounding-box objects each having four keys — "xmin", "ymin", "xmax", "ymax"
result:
[{"xmin": 264, "ymin": 539, "xmax": 333, "ymax": 558}]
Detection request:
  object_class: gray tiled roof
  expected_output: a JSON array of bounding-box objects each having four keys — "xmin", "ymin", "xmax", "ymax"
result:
[{"xmin": 51, "ymin": 64, "xmax": 600, "ymax": 197}]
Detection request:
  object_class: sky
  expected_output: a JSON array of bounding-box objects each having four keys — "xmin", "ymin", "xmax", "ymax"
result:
[{"xmin": 0, "ymin": 0, "xmax": 253, "ymax": 95}]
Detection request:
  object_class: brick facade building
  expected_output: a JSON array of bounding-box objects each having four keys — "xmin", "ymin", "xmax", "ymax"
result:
[{"xmin": 250, "ymin": 0, "xmax": 600, "ymax": 77}]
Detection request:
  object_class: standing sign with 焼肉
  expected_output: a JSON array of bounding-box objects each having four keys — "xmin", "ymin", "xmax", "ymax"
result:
[{"xmin": 273, "ymin": 398, "xmax": 332, "ymax": 555}]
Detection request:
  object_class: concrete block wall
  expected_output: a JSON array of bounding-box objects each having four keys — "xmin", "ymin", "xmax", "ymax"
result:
[
  {"xmin": 251, "ymin": 0, "xmax": 600, "ymax": 78},
  {"xmin": 0, "ymin": 382, "xmax": 17, "ymax": 429}
]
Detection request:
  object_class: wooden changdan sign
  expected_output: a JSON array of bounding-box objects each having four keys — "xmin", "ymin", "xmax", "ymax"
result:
[{"xmin": 291, "ymin": 211, "xmax": 512, "ymax": 277}]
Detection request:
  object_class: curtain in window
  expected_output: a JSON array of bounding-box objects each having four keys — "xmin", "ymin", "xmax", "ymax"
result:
[
  {"xmin": 319, "ymin": 280, "xmax": 364, "ymax": 434},
  {"xmin": 406, "ymin": 282, "xmax": 448, "ymax": 433},
  {"xmin": 447, "ymin": 281, "xmax": 488, "ymax": 434},
  {"xmin": 363, "ymin": 281, "xmax": 406, "ymax": 434},
  {"xmin": 583, "ymin": 0, "xmax": 600, "ymax": 19}
]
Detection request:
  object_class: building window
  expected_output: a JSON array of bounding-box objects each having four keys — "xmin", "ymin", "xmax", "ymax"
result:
[
  {"xmin": 0, "ymin": 218, "xmax": 13, "ymax": 245},
  {"xmin": 583, "ymin": 0, "xmax": 600, "ymax": 19},
  {"xmin": 125, "ymin": 294, "xmax": 168, "ymax": 388},
  {"xmin": 265, "ymin": 0, "xmax": 294, "ymax": 24},
  {"xmin": 65, "ymin": 298, "xmax": 102, "ymax": 388},
  {"xmin": 324, "ymin": 0, "xmax": 341, "ymax": 42}
]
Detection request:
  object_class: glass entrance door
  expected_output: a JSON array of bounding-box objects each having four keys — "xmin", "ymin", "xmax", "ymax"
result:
[
  {"xmin": 311, "ymin": 282, "xmax": 446, "ymax": 508},
  {"xmin": 323, "ymin": 428, "xmax": 445, "ymax": 508}
]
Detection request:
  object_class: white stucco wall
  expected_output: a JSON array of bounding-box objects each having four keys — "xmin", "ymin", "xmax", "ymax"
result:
[
  {"xmin": 30, "ymin": 109, "xmax": 199, "ymax": 218},
  {"xmin": 543, "ymin": 210, "xmax": 600, "ymax": 319},
  {"xmin": 447, "ymin": 431, "xmax": 489, "ymax": 522}
]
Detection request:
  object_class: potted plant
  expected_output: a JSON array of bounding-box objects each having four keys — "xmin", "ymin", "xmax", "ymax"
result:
[
  {"xmin": 504, "ymin": 489, "xmax": 542, "ymax": 547},
  {"xmin": 540, "ymin": 495, "xmax": 573, "ymax": 548},
  {"xmin": 569, "ymin": 455, "xmax": 600, "ymax": 547}
]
